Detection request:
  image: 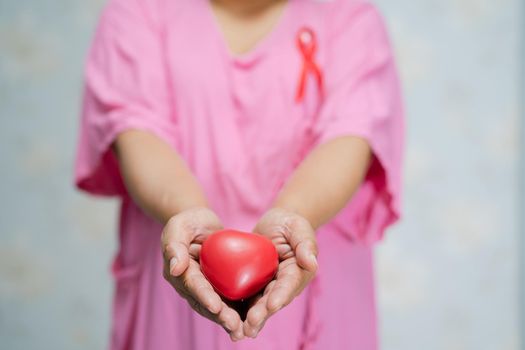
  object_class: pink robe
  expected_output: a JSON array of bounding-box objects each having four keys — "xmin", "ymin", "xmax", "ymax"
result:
[{"xmin": 75, "ymin": 0, "xmax": 404, "ymax": 348}]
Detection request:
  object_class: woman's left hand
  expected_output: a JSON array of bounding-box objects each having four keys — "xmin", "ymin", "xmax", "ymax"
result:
[{"xmin": 242, "ymin": 208, "xmax": 318, "ymax": 338}]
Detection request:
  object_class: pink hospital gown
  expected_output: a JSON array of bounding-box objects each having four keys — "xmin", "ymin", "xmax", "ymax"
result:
[{"xmin": 75, "ymin": 0, "xmax": 404, "ymax": 348}]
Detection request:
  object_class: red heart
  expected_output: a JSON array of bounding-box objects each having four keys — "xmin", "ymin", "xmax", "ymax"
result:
[{"xmin": 200, "ymin": 229, "xmax": 279, "ymax": 301}]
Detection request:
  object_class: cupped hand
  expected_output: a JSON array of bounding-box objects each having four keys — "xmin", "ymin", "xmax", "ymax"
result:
[
  {"xmin": 242, "ymin": 208, "xmax": 318, "ymax": 338},
  {"xmin": 161, "ymin": 207, "xmax": 245, "ymax": 341}
]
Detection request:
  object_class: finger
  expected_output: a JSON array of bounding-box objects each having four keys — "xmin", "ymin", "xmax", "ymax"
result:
[
  {"xmin": 243, "ymin": 280, "xmax": 276, "ymax": 338},
  {"xmin": 275, "ymin": 242, "xmax": 293, "ymax": 258},
  {"xmin": 181, "ymin": 260, "xmax": 223, "ymax": 314},
  {"xmin": 246, "ymin": 279, "xmax": 274, "ymax": 309},
  {"xmin": 284, "ymin": 218, "xmax": 317, "ymax": 254},
  {"xmin": 184, "ymin": 296, "xmax": 244, "ymax": 341},
  {"xmin": 188, "ymin": 242, "xmax": 201, "ymax": 260},
  {"xmin": 266, "ymin": 261, "xmax": 305, "ymax": 313},
  {"xmin": 185, "ymin": 296, "xmax": 225, "ymax": 328},
  {"xmin": 163, "ymin": 241, "xmax": 190, "ymax": 277},
  {"xmin": 161, "ymin": 218, "xmax": 194, "ymax": 276},
  {"xmin": 283, "ymin": 217, "xmax": 318, "ymax": 272},
  {"xmin": 218, "ymin": 302, "xmax": 240, "ymax": 333},
  {"xmin": 229, "ymin": 330, "xmax": 244, "ymax": 342},
  {"xmin": 218, "ymin": 302, "xmax": 244, "ymax": 341},
  {"xmin": 244, "ymin": 297, "xmax": 268, "ymax": 338},
  {"xmin": 295, "ymin": 239, "xmax": 318, "ymax": 273}
]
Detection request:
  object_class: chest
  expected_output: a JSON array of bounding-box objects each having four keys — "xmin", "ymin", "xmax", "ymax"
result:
[{"xmin": 160, "ymin": 2, "xmax": 326, "ymax": 158}]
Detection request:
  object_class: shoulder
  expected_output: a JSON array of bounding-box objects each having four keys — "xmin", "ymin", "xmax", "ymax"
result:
[
  {"xmin": 304, "ymin": 0, "xmax": 386, "ymax": 35},
  {"xmin": 308, "ymin": 1, "xmax": 395, "ymax": 82},
  {"xmin": 311, "ymin": 0, "xmax": 391, "ymax": 54}
]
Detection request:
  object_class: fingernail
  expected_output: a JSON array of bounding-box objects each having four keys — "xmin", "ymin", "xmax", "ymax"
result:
[
  {"xmin": 309, "ymin": 254, "xmax": 318, "ymax": 266},
  {"xmin": 269, "ymin": 300, "xmax": 283, "ymax": 313},
  {"xmin": 249, "ymin": 328, "xmax": 258, "ymax": 338},
  {"xmin": 169, "ymin": 257, "xmax": 178, "ymax": 274},
  {"xmin": 232, "ymin": 329, "xmax": 243, "ymax": 341}
]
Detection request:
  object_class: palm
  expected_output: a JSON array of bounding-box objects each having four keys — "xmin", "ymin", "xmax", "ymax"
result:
[
  {"xmin": 161, "ymin": 208, "xmax": 245, "ymax": 341},
  {"xmin": 242, "ymin": 209, "xmax": 318, "ymax": 338}
]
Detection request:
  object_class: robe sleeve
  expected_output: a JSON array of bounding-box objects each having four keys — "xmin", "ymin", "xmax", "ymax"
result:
[
  {"xmin": 314, "ymin": 3, "xmax": 405, "ymax": 244},
  {"xmin": 74, "ymin": 0, "xmax": 176, "ymax": 196}
]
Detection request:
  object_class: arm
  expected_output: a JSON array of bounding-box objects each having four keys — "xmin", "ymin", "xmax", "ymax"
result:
[
  {"xmin": 113, "ymin": 130, "xmax": 245, "ymax": 341},
  {"xmin": 243, "ymin": 135, "xmax": 371, "ymax": 338},
  {"xmin": 273, "ymin": 135, "xmax": 371, "ymax": 229},
  {"xmin": 113, "ymin": 130, "xmax": 208, "ymax": 224}
]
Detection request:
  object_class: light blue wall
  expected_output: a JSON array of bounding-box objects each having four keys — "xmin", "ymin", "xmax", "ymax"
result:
[
  {"xmin": 0, "ymin": 0, "xmax": 521, "ymax": 349},
  {"xmin": 520, "ymin": 0, "xmax": 525, "ymax": 347},
  {"xmin": 375, "ymin": 0, "xmax": 522, "ymax": 349},
  {"xmin": 0, "ymin": 1, "xmax": 115, "ymax": 349}
]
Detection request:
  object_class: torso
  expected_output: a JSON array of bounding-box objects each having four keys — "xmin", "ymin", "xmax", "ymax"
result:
[
  {"xmin": 108, "ymin": 1, "xmax": 387, "ymax": 349},
  {"xmin": 161, "ymin": 0, "xmax": 325, "ymax": 229}
]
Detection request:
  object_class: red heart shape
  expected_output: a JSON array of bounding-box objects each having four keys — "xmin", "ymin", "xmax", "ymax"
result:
[{"xmin": 200, "ymin": 229, "xmax": 278, "ymax": 301}]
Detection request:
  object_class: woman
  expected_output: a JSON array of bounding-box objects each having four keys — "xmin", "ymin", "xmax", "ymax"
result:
[{"xmin": 75, "ymin": 0, "xmax": 404, "ymax": 348}]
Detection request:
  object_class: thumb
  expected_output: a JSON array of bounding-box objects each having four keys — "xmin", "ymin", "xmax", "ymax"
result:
[
  {"xmin": 161, "ymin": 218, "xmax": 193, "ymax": 277},
  {"xmin": 164, "ymin": 241, "xmax": 190, "ymax": 277},
  {"xmin": 295, "ymin": 238, "xmax": 318, "ymax": 273},
  {"xmin": 282, "ymin": 214, "xmax": 318, "ymax": 272}
]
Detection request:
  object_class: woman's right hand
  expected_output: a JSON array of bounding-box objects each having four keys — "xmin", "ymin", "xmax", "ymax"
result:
[{"xmin": 161, "ymin": 207, "xmax": 245, "ymax": 341}]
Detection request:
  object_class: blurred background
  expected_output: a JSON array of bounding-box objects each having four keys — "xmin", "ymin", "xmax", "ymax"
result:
[{"xmin": 0, "ymin": 0, "xmax": 522, "ymax": 349}]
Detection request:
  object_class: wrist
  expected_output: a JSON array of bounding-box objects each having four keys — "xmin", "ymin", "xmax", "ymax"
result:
[
  {"xmin": 265, "ymin": 206, "xmax": 317, "ymax": 233},
  {"xmin": 164, "ymin": 206, "xmax": 223, "ymax": 235},
  {"xmin": 270, "ymin": 192, "xmax": 318, "ymax": 230},
  {"xmin": 159, "ymin": 190, "xmax": 209, "ymax": 222},
  {"xmin": 161, "ymin": 204, "xmax": 212, "ymax": 226}
]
